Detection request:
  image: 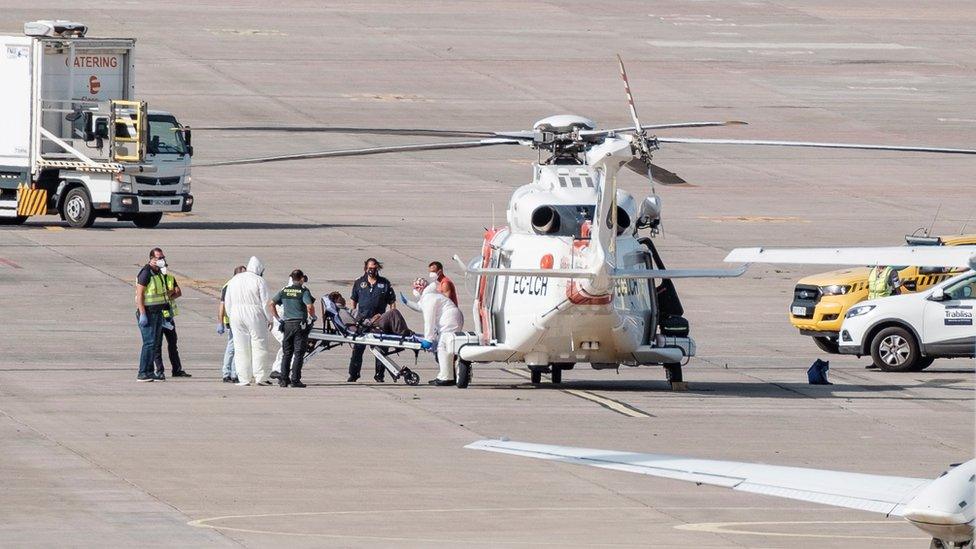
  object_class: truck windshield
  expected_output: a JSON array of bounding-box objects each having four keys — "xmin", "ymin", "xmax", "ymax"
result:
[{"xmin": 148, "ymin": 115, "xmax": 187, "ymax": 155}]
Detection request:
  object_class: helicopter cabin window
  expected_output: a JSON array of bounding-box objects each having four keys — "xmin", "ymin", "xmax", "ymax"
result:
[{"xmin": 530, "ymin": 205, "xmax": 594, "ymax": 237}]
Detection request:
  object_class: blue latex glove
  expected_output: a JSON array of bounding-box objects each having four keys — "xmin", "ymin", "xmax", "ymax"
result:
[
  {"xmin": 399, "ymin": 292, "xmax": 408, "ymax": 305},
  {"xmin": 217, "ymin": 323, "xmax": 225, "ymax": 335},
  {"xmin": 138, "ymin": 312, "xmax": 149, "ymax": 327},
  {"xmin": 419, "ymin": 339, "xmax": 433, "ymax": 350}
]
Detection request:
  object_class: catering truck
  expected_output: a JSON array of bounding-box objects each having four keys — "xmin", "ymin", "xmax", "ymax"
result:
[{"xmin": 0, "ymin": 20, "xmax": 192, "ymax": 228}]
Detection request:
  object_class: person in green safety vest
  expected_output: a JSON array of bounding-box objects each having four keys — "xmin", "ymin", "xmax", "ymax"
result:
[
  {"xmin": 153, "ymin": 258, "xmax": 191, "ymax": 379},
  {"xmin": 135, "ymin": 248, "xmax": 169, "ymax": 382},
  {"xmin": 867, "ymin": 265, "xmax": 903, "ymax": 300}
]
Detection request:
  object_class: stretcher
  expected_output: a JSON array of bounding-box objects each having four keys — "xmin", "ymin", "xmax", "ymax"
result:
[{"xmin": 303, "ymin": 298, "xmax": 424, "ymax": 385}]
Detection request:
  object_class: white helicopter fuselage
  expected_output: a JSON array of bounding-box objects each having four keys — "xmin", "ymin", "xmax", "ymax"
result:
[{"xmin": 459, "ymin": 160, "xmax": 694, "ymax": 370}]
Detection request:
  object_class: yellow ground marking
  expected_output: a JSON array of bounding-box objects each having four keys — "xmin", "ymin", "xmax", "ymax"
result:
[
  {"xmin": 164, "ymin": 212, "xmax": 193, "ymax": 217},
  {"xmin": 675, "ymin": 520, "xmax": 925, "ymax": 540},
  {"xmin": 189, "ymin": 507, "xmax": 652, "ymax": 545},
  {"xmin": 44, "ymin": 226, "xmax": 64, "ymax": 231},
  {"xmin": 343, "ymin": 93, "xmax": 432, "ymax": 102},
  {"xmin": 698, "ymin": 215, "xmax": 809, "ymax": 223},
  {"xmin": 502, "ymin": 368, "xmax": 652, "ymax": 418}
]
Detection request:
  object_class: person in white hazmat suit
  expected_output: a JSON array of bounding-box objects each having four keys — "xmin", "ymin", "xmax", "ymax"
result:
[
  {"xmin": 222, "ymin": 256, "xmax": 273, "ymax": 386},
  {"xmin": 405, "ymin": 277, "xmax": 463, "ymax": 386}
]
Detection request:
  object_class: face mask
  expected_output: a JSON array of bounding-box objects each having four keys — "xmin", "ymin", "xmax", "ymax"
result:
[
  {"xmin": 156, "ymin": 258, "xmax": 167, "ymax": 274},
  {"xmin": 428, "ymin": 271, "xmax": 439, "ymax": 280},
  {"xmin": 412, "ymin": 289, "xmax": 421, "ymax": 297},
  {"xmin": 367, "ymin": 268, "xmax": 378, "ymax": 277}
]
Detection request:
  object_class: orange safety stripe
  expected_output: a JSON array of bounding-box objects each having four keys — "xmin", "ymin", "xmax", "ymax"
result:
[{"xmin": 16, "ymin": 184, "xmax": 48, "ymax": 216}]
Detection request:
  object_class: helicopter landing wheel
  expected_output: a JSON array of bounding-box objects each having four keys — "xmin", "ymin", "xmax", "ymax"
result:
[
  {"xmin": 530, "ymin": 367, "xmax": 544, "ymax": 384},
  {"xmin": 550, "ymin": 365, "xmax": 562, "ymax": 384},
  {"xmin": 455, "ymin": 360, "xmax": 472, "ymax": 389},
  {"xmin": 664, "ymin": 363, "xmax": 683, "ymax": 383}
]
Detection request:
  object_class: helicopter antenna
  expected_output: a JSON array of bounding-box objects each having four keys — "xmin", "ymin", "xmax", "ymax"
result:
[
  {"xmin": 927, "ymin": 204, "xmax": 942, "ymax": 236},
  {"xmin": 959, "ymin": 210, "xmax": 974, "ymax": 235}
]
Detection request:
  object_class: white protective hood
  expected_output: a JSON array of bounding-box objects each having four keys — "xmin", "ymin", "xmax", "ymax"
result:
[{"xmin": 246, "ymin": 256, "xmax": 265, "ymax": 276}]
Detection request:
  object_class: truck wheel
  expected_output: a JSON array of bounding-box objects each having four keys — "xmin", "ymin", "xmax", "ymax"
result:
[
  {"xmin": 870, "ymin": 327, "xmax": 920, "ymax": 372},
  {"xmin": 62, "ymin": 188, "xmax": 95, "ymax": 228},
  {"xmin": 133, "ymin": 213, "xmax": 163, "ymax": 228},
  {"xmin": 0, "ymin": 216, "xmax": 27, "ymax": 225},
  {"xmin": 812, "ymin": 336, "xmax": 840, "ymax": 354}
]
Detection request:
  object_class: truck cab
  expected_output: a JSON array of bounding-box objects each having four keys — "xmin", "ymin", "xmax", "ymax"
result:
[{"xmin": 789, "ymin": 233, "xmax": 976, "ymax": 353}]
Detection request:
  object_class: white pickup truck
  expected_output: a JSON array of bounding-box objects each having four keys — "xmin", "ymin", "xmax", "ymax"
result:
[{"xmin": 838, "ymin": 270, "xmax": 976, "ymax": 371}]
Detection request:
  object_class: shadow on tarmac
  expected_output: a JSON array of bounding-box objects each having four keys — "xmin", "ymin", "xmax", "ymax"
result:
[
  {"xmin": 137, "ymin": 221, "xmax": 375, "ymax": 230},
  {"xmin": 15, "ymin": 221, "xmax": 375, "ymax": 230}
]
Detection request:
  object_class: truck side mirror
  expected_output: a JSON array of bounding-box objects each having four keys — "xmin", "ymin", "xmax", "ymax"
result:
[
  {"xmin": 930, "ymin": 288, "xmax": 946, "ymax": 301},
  {"xmin": 94, "ymin": 117, "xmax": 109, "ymax": 139},
  {"xmin": 182, "ymin": 128, "xmax": 193, "ymax": 156}
]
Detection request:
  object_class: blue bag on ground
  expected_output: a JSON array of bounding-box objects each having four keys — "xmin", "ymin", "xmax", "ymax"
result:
[{"xmin": 807, "ymin": 359, "xmax": 831, "ymax": 385}]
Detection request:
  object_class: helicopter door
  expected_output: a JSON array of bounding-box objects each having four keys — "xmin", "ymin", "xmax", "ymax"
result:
[
  {"xmin": 644, "ymin": 254, "xmax": 658, "ymax": 345},
  {"xmin": 476, "ymin": 229, "xmax": 504, "ymax": 345}
]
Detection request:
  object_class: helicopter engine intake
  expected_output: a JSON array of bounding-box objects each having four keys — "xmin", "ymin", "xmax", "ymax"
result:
[{"xmin": 531, "ymin": 205, "xmax": 560, "ymax": 235}]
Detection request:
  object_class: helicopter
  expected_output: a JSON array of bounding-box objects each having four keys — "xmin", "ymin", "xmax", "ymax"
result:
[{"xmin": 198, "ymin": 57, "xmax": 976, "ymax": 388}]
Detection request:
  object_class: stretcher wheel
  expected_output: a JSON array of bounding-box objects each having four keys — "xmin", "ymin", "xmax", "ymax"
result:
[
  {"xmin": 403, "ymin": 370, "xmax": 420, "ymax": 386},
  {"xmin": 455, "ymin": 360, "xmax": 472, "ymax": 389}
]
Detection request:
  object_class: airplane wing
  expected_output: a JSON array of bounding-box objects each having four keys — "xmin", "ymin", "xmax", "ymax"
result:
[
  {"xmin": 725, "ymin": 246, "xmax": 976, "ymax": 270},
  {"xmin": 466, "ymin": 439, "xmax": 932, "ymax": 517}
]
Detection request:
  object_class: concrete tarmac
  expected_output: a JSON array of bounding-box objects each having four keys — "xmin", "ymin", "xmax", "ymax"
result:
[{"xmin": 1, "ymin": 2, "xmax": 974, "ymax": 547}]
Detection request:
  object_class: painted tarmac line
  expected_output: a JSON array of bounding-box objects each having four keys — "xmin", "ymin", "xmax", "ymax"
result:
[
  {"xmin": 675, "ymin": 520, "xmax": 926, "ymax": 540},
  {"xmin": 189, "ymin": 506, "xmax": 654, "ymax": 545},
  {"xmin": 646, "ymin": 40, "xmax": 915, "ymax": 50},
  {"xmin": 502, "ymin": 368, "xmax": 653, "ymax": 418}
]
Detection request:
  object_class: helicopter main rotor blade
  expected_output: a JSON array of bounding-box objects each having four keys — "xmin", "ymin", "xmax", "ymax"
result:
[
  {"xmin": 616, "ymin": 55, "xmax": 645, "ymax": 134},
  {"xmin": 195, "ymin": 125, "xmax": 497, "ymax": 138},
  {"xmin": 656, "ymin": 137, "xmax": 976, "ymax": 155},
  {"xmin": 579, "ymin": 120, "xmax": 748, "ymax": 137},
  {"xmin": 624, "ymin": 159, "xmax": 690, "ymax": 186},
  {"xmin": 197, "ymin": 138, "xmax": 526, "ymax": 167}
]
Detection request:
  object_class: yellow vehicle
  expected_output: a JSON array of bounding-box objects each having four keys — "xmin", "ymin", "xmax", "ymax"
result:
[{"xmin": 790, "ymin": 233, "xmax": 976, "ymax": 353}]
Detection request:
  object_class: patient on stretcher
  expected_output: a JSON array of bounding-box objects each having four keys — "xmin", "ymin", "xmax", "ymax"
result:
[{"xmin": 324, "ymin": 292, "xmax": 414, "ymax": 337}]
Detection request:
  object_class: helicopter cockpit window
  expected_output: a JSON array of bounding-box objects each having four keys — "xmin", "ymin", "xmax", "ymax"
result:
[{"xmin": 530, "ymin": 205, "xmax": 594, "ymax": 237}]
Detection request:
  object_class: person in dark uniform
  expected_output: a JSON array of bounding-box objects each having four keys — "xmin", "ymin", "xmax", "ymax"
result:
[
  {"xmin": 347, "ymin": 258, "xmax": 396, "ymax": 382},
  {"xmin": 268, "ymin": 269, "xmax": 316, "ymax": 388}
]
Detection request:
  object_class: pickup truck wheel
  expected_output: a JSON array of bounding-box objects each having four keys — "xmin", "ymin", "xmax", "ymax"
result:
[
  {"xmin": 812, "ymin": 336, "xmax": 840, "ymax": 354},
  {"xmin": 62, "ymin": 188, "xmax": 95, "ymax": 228},
  {"xmin": 870, "ymin": 327, "xmax": 920, "ymax": 372},
  {"xmin": 133, "ymin": 213, "xmax": 163, "ymax": 228}
]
